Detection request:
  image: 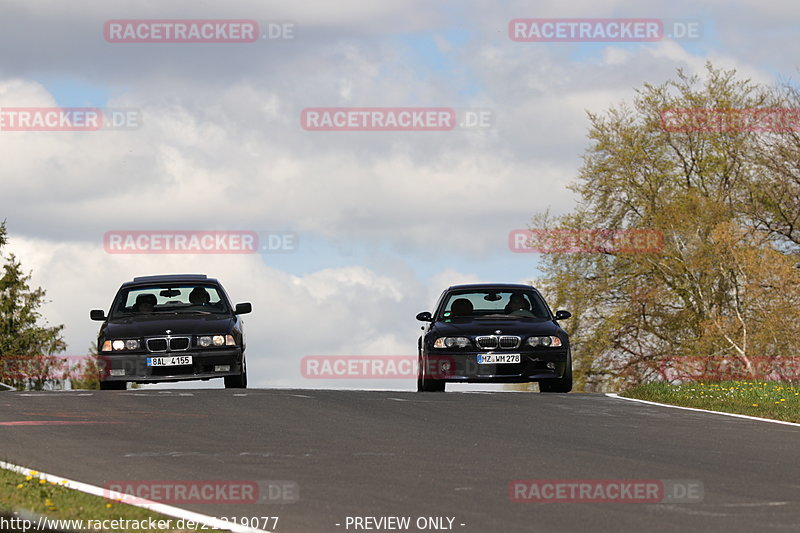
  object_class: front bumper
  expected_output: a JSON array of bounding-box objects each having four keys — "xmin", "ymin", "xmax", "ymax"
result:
[
  {"xmin": 422, "ymin": 349, "xmax": 569, "ymax": 383},
  {"xmin": 99, "ymin": 348, "xmax": 244, "ymax": 383}
]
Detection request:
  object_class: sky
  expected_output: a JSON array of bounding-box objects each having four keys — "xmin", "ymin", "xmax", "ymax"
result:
[{"xmin": 1, "ymin": 0, "xmax": 798, "ymax": 391}]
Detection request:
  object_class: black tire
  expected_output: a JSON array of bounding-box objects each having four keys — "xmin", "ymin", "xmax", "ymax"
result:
[
  {"xmin": 539, "ymin": 356, "xmax": 572, "ymax": 393},
  {"xmin": 99, "ymin": 381, "xmax": 126, "ymax": 390},
  {"xmin": 224, "ymin": 355, "xmax": 248, "ymax": 389},
  {"xmin": 417, "ymin": 354, "xmax": 445, "ymax": 392}
]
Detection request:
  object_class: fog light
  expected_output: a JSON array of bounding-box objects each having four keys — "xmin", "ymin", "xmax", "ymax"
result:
[
  {"xmin": 546, "ymin": 362, "xmax": 556, "ymax": 369},
  {"xmin": 109, "ymin": 369, "xmax": 126, "ymax": 376},
  {"xmin": 215, "ymin": 365, "xmax": 230, "ymax": 372}
]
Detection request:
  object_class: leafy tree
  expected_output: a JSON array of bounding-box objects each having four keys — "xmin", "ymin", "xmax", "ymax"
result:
[
  {"xmin": 68, "ymin": 344, "xmax": 101, "ymax": 390},
  {"xmin": 531, "ymin": 64, "xmax": 800, "ymax": 390},
  {"xmin": 745, "ymin": 83, "xmax": 800, "ymax": 250},
  {"xmin": 0, "ymin": 221, "xmax": 67, "ymax": 390}
]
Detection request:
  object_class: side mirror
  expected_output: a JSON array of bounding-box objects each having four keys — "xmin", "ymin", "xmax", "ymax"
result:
[
  {"xmin": 234, "ymin": 302, "xmax": 252, "ymax": 315},
  {"xmin": 90, "ymin": 309, "xmax": 106, "ymax": 321},
  {"xmin": 416, "ymin": 311, "xmax": 433, "ymax": 322},
  {"xmin": 554, "ymin": 310, "xmax": 572, "ymax": 320}
]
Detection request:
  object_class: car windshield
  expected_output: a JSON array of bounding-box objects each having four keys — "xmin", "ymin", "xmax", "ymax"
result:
[
  {"xmin": 110, "ymin": 285, "xmax": 230, "ymax": 317},
  {"xmin": 439, "ymin": 290, "xmax": 550, "ymax": 320}
]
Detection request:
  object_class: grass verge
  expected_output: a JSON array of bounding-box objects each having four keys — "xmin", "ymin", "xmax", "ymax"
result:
[
  {"xmin": 621, "ymin": 381, "xmax": 800, "ymax": 423},
  {"xmin": 0, "ymin": 466, "xmax": 221, "ymax": 532}
]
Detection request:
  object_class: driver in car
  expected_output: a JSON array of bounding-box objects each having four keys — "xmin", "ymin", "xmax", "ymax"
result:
[
  {"xmin": 133, "ymin": 293, "xmax": 157, "ymax": 313},
  {"xmin": 505, "ymin": 293, "xmax": 533, "ymax": 316},
  {"xmin": 189, "ymin": 287, "xmax": 211, "ymax": 305}
]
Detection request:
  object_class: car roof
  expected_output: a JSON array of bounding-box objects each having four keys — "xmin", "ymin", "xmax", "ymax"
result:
[
  {"xmin": 446, "ymin": 283, "xmax": 538, "ymax": 292},
  {"xmin": 121, "ymin": 274, "xmax": 220, "ymax": 288}
]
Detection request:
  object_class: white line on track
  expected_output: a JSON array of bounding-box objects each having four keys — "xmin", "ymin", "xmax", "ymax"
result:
[
  {"xmin": 606, "ymin": 393, "xmax": 800, "ymax": 428},
  {"xmin": 0, "ymin": 460, "xmax": 272, "ymax": 533}
]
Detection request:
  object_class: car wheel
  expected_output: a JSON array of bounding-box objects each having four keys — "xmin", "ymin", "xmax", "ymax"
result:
[
  {"xmin": 224, "ymin": 355, "xmax": 248, "ymax": 389},
  {"xmin": 539, "ymin": 355, "xmax": 572, "ymax": 393},
  {"xmin": 99, "ymin": 381, "xmax": 126, "ymax": 390},
  {"xmin": 417, "ymin": 354, "xmax": 445, "ymax": 392}
]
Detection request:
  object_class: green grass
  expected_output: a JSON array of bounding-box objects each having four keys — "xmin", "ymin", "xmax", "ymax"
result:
[
  {"xmin": 0, "ymin": 467, "xmax": 221, "ymax": 532},
  {"xmin": 622, "ymin": 381, "xmax": 800, "ymax": 423}
]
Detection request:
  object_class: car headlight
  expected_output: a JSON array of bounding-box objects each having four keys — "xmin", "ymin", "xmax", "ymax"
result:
[
  {"xmin": 433, "ymin": 337, "xmax": 471, "ymax": 349},
  {"xmin": 101, "ymin": 339, "xmax": 139, "ymax": 352},
  {"xmin": 199, "ymin": 335, "xmax": 237, "ymax": 347},
  {"xmin": 527, "ymin": 336, "xmax": 562, "ymax": 347}
]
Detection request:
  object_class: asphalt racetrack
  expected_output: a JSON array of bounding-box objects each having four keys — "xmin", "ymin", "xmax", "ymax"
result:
[{"xmin": 0, "ymin": 389, "xmax": 798, "ymax": 532}]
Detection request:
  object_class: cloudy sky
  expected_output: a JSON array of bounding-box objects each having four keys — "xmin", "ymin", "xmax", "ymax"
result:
[{"xmin": 1, "ymin": 0, "xmax": 798, "ymax": 390}]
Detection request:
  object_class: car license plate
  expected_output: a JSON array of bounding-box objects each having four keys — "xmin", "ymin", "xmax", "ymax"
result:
[
  {"xmin": 147, "ymin": 356, "xmax": 192, "ymax": 367},
  {"xmin": 477, "ymin": 354, "xmax": 521, "ymax": 364}
]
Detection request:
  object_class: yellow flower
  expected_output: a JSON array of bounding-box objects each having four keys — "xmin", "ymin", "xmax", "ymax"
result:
[
  {"xmin": 752, "ymin": 404, "xmax": 758, "ymax": 406},
  {"xmin": 25, "ymin": 475, "xmax": 32, "ymax": 481},
  {"xmin": 39, "ymin": 479, "xmax": 46, "ymax": 484},
  {"xmin": 29, "ymin": 471, "xmax": 38, "ymax": 476},
  {"xmin": 16, "ymin": 483, "xmax": 23, "ymax": 489},
  {"xmin": 106, "ymin": 503, "xmax": 112, "ymax": 509}
]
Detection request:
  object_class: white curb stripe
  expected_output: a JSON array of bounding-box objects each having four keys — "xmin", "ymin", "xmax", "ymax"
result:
[
  {"xmin": 0, "ymin": 460, "xmax": 272, "ymax": 532},
  {"xmin": 606, "ymin": 393, "xmax": 800, "ymax": 428}
]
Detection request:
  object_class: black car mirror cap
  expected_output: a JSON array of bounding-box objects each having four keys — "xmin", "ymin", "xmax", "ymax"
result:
[
  {"xmin": 416, "ymin": 311, "xmax": 433, "ymax": 322},
  {"xmin": 554, "ymin": 310, "xmax": 572, "ymax": 320},
  {"xmin": 90, "ymin": 309, "xmax": 106, "ymax": 321},
  {"xmin": 234, "ymin": 302, "xmax": 252, "ymax": 315}
]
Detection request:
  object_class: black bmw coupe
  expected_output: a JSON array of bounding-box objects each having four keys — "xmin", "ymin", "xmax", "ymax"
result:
[
  {"xmin": 416, "ymin": 283, "xmax": 572, "ymax": 392},
  {"xmin": 90, "ymin": 274, "xmax": 251, "ymax": 390}
]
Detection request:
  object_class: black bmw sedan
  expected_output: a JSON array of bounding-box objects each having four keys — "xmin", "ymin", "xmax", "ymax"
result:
[
  {"xmin": 90, "ymin": 274, "xmax": 251, "ymax": 390},
  {"xmin": 416, "ymin": 283, "xmax": 572, "ymax": 392}
]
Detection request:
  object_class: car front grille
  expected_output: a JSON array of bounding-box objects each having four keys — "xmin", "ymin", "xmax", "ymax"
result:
[
  {"xmin": 146, "ymin": 337, "xmax": 191, "ymax": 352},
  {"xmin": 476, "ymin": 335, "xmax": 520, "ymax": 349}
]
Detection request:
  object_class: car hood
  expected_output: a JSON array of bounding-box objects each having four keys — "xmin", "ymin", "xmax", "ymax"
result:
[
  {"xmin": 101, "ymin": 314, "xmax": 235, "ymax": 338},
  {"xmin": 430, "ymin": 318, "xmax": 563, "ymax": 337}
]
